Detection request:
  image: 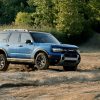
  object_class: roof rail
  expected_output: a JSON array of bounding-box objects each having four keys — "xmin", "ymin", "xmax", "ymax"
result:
[{"xmin": 4, "ymin": 29, "xmax": 29, "ymax": 32}]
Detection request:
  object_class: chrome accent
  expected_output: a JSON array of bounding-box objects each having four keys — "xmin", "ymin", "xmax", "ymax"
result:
[
  {"xmin": 7, "ymin": 58, "xmax": 34, "ymax": 63},
  {"xmin": 68, "ymin": 50, "xmax": 75, "ymax": 51},
  {"xmin": 52, "ymin": 48, "xmax": 63, "ymax": 52},
  {"xmin": 59, "ymin": 54, "xmax": 64, "ymax": 63},
  {"xmin": 76, "ymin": 49, "xmax": 80, "ymax": 53},
  {"xmin": 64, "ymin": 57, "xmax": 78, "ymax": 61}
]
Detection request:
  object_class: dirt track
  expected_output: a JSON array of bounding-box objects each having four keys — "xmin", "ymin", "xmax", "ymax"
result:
[{"xmin": 0, "ymin": 53, "xmax": 100, "ymax": 100}]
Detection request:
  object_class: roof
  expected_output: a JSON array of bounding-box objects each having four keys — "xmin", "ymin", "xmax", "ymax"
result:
[{"xmin": 3, "ymin": 29, "xmax": 50, "ymax": 34}]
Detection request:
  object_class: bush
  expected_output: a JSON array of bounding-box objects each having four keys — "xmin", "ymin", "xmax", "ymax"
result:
[{"xmin": 15, "ymin": 12, "xmax": 33, "ymax": 25}]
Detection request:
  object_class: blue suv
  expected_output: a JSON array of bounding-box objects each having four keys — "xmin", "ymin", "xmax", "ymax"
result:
[{"xmin": 0, "ymin": 29, "xmax": 80, "ymax": 71}]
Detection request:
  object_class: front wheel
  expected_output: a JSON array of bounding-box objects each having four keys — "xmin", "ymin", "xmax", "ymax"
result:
[
  {"xmin": 34, "ymin": 52, "xmax": 49, "ymax": 70},
  {"xmin": 63, "ymin": 66, "xmax": 77, "ymax": 71},
  {"xmin": 0, "ymin": 54, "xmax": 8, "ymax": 71}
]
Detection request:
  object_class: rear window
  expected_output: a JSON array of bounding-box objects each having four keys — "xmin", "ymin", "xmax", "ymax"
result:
[{"xmin": 0, "ymin": 32, "xmax": 9, "ymax": 42}]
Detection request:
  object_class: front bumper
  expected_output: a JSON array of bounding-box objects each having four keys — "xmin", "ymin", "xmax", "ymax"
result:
[
  {"xmin": 59, "ymin": 54, "xmax": 81, "ymax": 66},
  {"xmin": 49, "ymin": 53, "xmax": 81, "ymax": 66}
]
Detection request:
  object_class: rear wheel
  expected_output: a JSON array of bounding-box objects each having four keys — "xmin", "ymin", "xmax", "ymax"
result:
[
  {"xmin": 0, "ymin": 54, "xmax": 8, "ymax": 71},
  {"xmin": 34, "ymin": 52, "xmax": 49, "ymax": 70},
  {"xmin": 63, "ymin": 66, "xmax": 77, "ymax": 71}
]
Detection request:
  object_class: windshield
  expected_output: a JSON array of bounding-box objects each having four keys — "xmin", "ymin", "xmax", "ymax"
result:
[{"xmin": 30, "ymin": 32, "xmax": 60, "ymax": 44}]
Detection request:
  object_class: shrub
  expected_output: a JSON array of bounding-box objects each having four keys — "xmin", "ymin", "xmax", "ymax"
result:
[{"xmin": 15, "ymin": 12, "xmax": 33, "ymax": 25}]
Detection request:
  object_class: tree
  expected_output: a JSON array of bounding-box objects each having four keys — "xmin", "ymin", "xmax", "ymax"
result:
[
  {"xmin": 0, "ymin": 0, "xmax": 30, "ymax": 24},
  {"xmin": 55, "ymin": 0, "xmax": 84, "ymax": 35},
  {"xmin": 28, "ymin": 0, "xmax": 55, "ymax": 27},
  {"xmin": 89, "ymin": 0, "xmax": 100, "ymax": 20},
  {"xmin": 88, "ymin": 0, "xmax": 100, "ymax": 32}
]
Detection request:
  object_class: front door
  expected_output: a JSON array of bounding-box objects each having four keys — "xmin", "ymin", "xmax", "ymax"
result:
[{"xmin": 17, "ymin": 32, "xmax": 34, "ymax": 59}]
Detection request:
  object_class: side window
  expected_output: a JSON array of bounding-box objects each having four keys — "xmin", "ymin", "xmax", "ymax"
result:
[
  {"xmin": 0, "ymin": 32, "xmax": 9, "ymax": 42},
  {"xmin": 20, "ymin": 33, "xmax": 33, "ymax": 43},
  {"xmin": 8, "ymin": 33, "xmax": 20, "ymax": 43}
]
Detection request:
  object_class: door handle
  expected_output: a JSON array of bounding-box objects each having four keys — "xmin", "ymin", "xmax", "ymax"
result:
[
  {"xmin": 6, "ymin": 44, "xmax": 9, "ymax": 46},
  {"xmin": 19, "ymin": 45, "xmax": 23, "ymax": 47}
]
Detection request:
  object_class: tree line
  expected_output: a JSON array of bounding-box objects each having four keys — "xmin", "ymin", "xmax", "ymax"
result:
[{"xmin": 0, "ymin": 0, "xmax": 100, "ymax": 43}]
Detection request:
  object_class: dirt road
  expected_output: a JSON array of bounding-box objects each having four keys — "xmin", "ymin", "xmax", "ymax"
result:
[{"xmin": 0, "ymin": 53, "xmax": 100, "ymax": 100}]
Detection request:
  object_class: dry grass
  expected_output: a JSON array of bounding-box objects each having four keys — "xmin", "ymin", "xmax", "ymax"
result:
[
  {"xmin": 0, "ymin": 31, "xmax": 100, "ymax": 100},
  {"xmin": 0, "ymin": 53, "xmax": 100, "ymax": 100},
  {"xmin": 78, "ymin": 53, "xmax": 100, "ymax": 70}
]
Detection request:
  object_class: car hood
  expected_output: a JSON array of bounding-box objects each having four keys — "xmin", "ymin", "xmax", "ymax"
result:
[
  {"xmin": 51, "ymin": 44, "xmax": 78, "ymax": 49},
  {"xmin": 33, "ymin": 43, "xmax": 78, "ymax": 49}
]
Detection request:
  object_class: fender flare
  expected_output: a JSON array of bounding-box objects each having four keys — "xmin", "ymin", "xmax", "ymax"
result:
[{"xmin": 33, "ymin": 49, "xmax": 49, "ymax": 59}]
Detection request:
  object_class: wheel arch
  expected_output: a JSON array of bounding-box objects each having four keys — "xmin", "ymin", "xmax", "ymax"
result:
[
  {"xmin": 0, "ymin": 49, "xmax": 7, "ymax": 57},
  {"xmin": 34, "ymin": 50, "xmax": 49, "ymax": 59}
]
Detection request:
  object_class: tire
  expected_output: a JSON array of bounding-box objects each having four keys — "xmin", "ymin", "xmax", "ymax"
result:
[
  {"xmin": 28, "ymin": 64, "xmax": 36, "ymax": 70},
  {"xmin": 63, "ymin": 66, "xmax": 77, "ymax": 71},
  {"xmin": 0, "ymin": 54, "xmax": 8, "ymax": 71},
  {"xmin": 34, "ymin": 52, "xmax": 49, "ymax": 70}
]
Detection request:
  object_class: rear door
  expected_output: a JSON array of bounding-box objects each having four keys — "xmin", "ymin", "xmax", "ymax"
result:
[
  {"xmin": 7, "ymin": 32, "xmax": 34, "ymax": 59},
  {"xmin": 7, "ymin": 32, "xmax": 21, "ymax": 58}
]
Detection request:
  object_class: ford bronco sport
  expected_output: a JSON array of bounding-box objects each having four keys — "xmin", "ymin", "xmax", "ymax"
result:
[{"xmin": 0, "ymin": 29, "xmax": 80, "ymax": 71}]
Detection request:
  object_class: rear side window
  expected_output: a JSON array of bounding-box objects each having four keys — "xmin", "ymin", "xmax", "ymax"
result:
[
  {"xmin": 0, "ymin": 32, "xmax": 9, "ymax": 42},
  {"xmin": 8, "ymin": 33, "xmax": 20, "ymax": 43}
]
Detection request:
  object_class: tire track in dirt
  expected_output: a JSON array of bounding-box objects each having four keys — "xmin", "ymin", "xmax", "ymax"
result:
[{"xmin": 0, "ymin": 70, "xmax": 100, "ymax": 88}]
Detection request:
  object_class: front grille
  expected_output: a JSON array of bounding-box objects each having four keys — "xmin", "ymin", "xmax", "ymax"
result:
[{"xmin": 64, "ymin": 50, "xmax": 77, "ymax": 58}]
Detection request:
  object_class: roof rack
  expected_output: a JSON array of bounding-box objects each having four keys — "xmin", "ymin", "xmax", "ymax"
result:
[{"xmin": 4, "ymin": 29, "xmax": 29, "ymax": 32}]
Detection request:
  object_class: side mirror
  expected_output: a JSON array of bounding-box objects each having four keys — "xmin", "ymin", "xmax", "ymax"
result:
[{"xmin": 25, "ymin": 40, "xmax": 32, "ymax": 44}]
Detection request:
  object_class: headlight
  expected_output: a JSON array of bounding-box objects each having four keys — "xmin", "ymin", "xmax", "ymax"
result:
[
  {"xmin": 76, "ymin": 49, "xmax": 80, "ymax": 53},
  {"xmin": 52, "ymin": 48, "xmax": 63, "ymax": 52}
]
